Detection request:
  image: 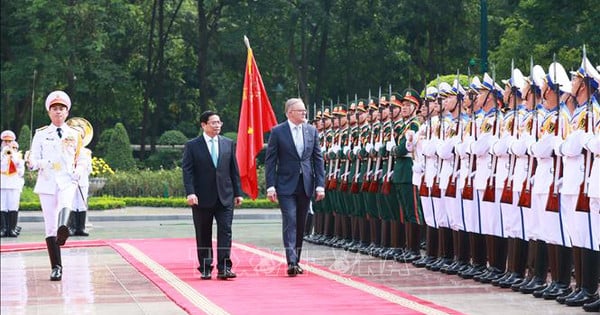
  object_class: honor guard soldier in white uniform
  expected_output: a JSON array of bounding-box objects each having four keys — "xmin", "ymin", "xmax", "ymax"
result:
[
  {"xmin": 1, "ymin": 130, "xmax": 25, "ymax": 237},
  {"xmin": 26, "ymin": 90, "xmax": 84, "ymax": 281},
  {"xmin": 558, "ymin": 55, "xmax": 600, "ymax": 308}
]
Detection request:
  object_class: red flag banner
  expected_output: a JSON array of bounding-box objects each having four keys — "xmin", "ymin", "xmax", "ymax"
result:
[{"xmin": 236, "ymin": 37, "xmax": 278, "ymax": 199}]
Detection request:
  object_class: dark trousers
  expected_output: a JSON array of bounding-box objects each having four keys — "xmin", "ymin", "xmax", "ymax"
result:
[
  {"xmin": 279, "ymin": 177, "xmax": 311, "ymax": 265},
  {"xmin": 192, "ymin": 199, "xmax": 233, "ymax": 272}
]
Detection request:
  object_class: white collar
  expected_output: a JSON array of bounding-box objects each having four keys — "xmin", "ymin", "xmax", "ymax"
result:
[
  {"xmin": 203, "ymin": 133, "xmax": 218, "ymax": 143},
  {"xmin": 288, "ymin": 121, "xmax": 303, "ymax": 130}
]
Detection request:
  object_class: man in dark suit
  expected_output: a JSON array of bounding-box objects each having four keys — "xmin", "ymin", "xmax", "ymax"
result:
[
  {"xmin": 182, "ymin": 110, "xmax": 243, "ymax": 280},
  {"xmin": 265, "ymin": 98, "xmax": 326, "ymax": 277}
]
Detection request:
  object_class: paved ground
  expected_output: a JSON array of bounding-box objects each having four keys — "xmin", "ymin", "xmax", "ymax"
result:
[{"xmin": 0, "ymin": 207, "xmax": 588, "ymax": 314}]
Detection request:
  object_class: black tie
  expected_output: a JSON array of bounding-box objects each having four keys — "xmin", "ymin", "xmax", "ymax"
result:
[{"xmin": 57, "ymin": 127, "xmax": 62, "ymax": 138}]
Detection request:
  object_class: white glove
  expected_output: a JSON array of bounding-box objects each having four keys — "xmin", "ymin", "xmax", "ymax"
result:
[
  {"xmin": 405, "ymin": 130, "xmax": 416, "ymax": 144},
  {"xmin": 412, "ymin": 163, "xmax": 424, "ymax": 173},
  {"xmin": 374, "ymin": 142, "xmax": 382, "ymax": 151},
  {"xmin": 70, "ymin": 172, "xmax": 80, "ymax": 182},
  {"xmin": 321, "ymin": 145, "xmax": 326, "ymax": 153},
  {"xmin": 386, "ymin": 141, "xmax": 395, "ymax": 152},
  {"xmin": 343, "ymin": 146, "xmax": 350, "ymax": 155},
  {"xmin": 365, "ymin": 142, "xmax": 373, "ymax": 153},
  {"xmin": 352, "ymin": 146, "xmax": 361, "ymax": 155}
]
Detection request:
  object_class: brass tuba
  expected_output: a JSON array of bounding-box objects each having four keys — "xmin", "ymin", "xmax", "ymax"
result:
[{"xmin": 66, "ymin": 117, "xmax": 94, "ymax": 147}]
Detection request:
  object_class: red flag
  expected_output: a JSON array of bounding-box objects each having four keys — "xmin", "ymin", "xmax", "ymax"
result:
[{"xmin": 236, "ymin": 37, "xmax": 277, "ymax": 199}]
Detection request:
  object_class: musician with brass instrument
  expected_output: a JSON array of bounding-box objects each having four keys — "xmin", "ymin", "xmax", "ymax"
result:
[
  {"xmin": 1, "ymin": 130, "xmax": 25, "ymax": 238},
  {"xmin": 557, "ymin": 55, "xmax": 600, "ymax": 307},
  {"xmin": 67, "ymin": 118, "xmax": 94, "ymax": 237},
  {"xmin": 26, "ymin": 90, "xmax": 84, "ymax": 281}
]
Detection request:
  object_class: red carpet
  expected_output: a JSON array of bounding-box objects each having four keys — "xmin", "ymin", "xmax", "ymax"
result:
[{"xmin": 1, "ymin": 238, "xmax": 462, "ymax": 315}]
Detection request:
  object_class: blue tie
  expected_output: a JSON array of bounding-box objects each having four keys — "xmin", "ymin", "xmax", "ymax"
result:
[{"xmin": 210, "ymin": 138, "xmax": 218, "ymax": 167}]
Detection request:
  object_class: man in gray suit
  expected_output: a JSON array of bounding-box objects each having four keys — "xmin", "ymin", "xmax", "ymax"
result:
[
  {"xmin": 182, "ymin": 110, "xmax": 243, "ymax": 280},
  {"xmin": 265, "ymin": 98, "xmax": 326, "ymax": 276}
]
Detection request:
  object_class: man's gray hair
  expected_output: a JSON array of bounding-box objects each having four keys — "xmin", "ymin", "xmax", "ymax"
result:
[{"xmin": 285, "ymin": 98, "xmax": 305, "ymax": 113}]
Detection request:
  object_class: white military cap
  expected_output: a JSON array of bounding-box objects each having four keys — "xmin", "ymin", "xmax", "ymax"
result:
[
  {"xmin": 571, "ymin": 56, "xmax": 600, "ymax": 89},
  {"xmin": 425, "ymin": 86, "xmax": 438, "ymax": 101},
  {"xmin": 45, "ymin": 90, "xmax": 71, "ymax": 111},
  {"xmin": 546, "ymin": 62, "xmax": 572, "ymax": 94},
  {"xmin": 469, "ymin": 76, "xmax": 481, "ymax": 93},
  {"xmin": 451, "ymin": 78, "xmax": 466, "ymax": 96},
  {"xmin": 438, "ymin": 82, "xmax": 453, "ymax": 96},
  {"xmin": 1, "ymin": 130, "xmax": 16, "ymax": 141},
  {"xmin": 502, "ymin": 68, "xmax": 525, "ymax": 97}
]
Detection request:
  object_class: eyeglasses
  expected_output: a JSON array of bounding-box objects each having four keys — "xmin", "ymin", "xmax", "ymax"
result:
[
  {"xmin": 207, "ymin": 121, "xmax": 223, "ymax": 126},
  {"xmin": 291, "ymin": 109, "xmax": 307, "ymax": 113}
]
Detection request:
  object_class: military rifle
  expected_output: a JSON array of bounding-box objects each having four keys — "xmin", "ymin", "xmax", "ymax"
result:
[
  {"xmin": 382, "ymin": 84, "xmax": 395, "ymax": 195},
  {"xmin": 576, "ymin": 45, "xmax": 592, "ymax": 212},
  {"xmin": 368, "ymin": 87, "xmax": 384, "ymax": 193},
  {"xmin": 446, "ymin": 70, "xmax": 462, "ymax": 198},
  {"xmin": 350, "ymin": 94, "xmax": 362, "ymax": 194},
  {"xmin": 430, "ymin": 76, "xmax": 443, "ymax": 198},
  {"xmin": 546, "ymin": 54, "xmax": 561, "ymax": 212},
  {"xmin": 482, "ymin": 64, "xmax": 500, "ymax": 202},
  {"xmin": 500, "ymin": 60, "xmax": 519, "ymax": 204},
  {"xmin": 518, "ymin": 57, "xmax": 538, "ymax": 208}
]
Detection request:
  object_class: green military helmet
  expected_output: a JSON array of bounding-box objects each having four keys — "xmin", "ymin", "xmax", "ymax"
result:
[
  {"xmin": 334, "ymin": 104, "xmax": 347, "ymax": 116},
  {"xmin": 389, "ymin": 92, "xmax": 403, "ymax": 107},
  {"xmin": 356, "ymin": 99, "xmax": 368, "ymax": 112},
  {"xmin": 322, "ymin": 108, "xmax": 333, "ymax": 119},
  {"xmin": 402, "ymin": 88, "xmax": 421, "ymax": 107}
]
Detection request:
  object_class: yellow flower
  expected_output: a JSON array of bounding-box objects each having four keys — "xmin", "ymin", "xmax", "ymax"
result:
[{"xmin": 91, "ymin": 157, "xmax": 115, "ymax": 177}]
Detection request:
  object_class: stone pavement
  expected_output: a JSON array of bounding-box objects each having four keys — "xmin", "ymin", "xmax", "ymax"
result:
[{"xmin": 1, "ymin": 207, "xmax": 588, "ymax": 315}]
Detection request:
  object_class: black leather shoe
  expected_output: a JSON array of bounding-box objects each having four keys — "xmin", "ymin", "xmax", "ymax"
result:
[
  {"xmin": 533, "ymin": 281, "xmax": 556, "ymax": 298},
  {"xmin": 217, "ymin": 269, "xmax": 237, "ymax": 280},
  {"xmin": 50, "ymin": 265, "xmax": 62, "ymax": 281},
  {"xmin": 498, "ymin": 272, "xmax": 523, "ymax": 288},
  {"xmin": 198, "ymin": 267, "xmax": 212, "ymax": 280},
  {"xmin": 296, "ymin": 265, "xmax": 304, "ymax": 274},
  {"xmin": 565, "ymin": 289, "xmax": 599, "ymax": 307},
  {"xmin": 557, "ymin": 287, "xmax": 580, "ymax": 304},
  {"xmin": 520, "ymin": 277, "xmax": 547, "ymax": 294},
  {"xmin": 412, "ymin": 256, "xmax": 435, "ymax": 268},
  {"xmin": 511, "ymin": 277, "xmax": 532, "ymax": 292},
  {"xmin": 583, "ymin": 297, "xmax": 600, "ymax": 312},
  {"xmin": 542, "ymin": 283, "xmax": 571, "ymax": 300},
  {"xmin": 459, "ymin": 264, "xmax": 486, "ymax": 279},
  {"xmin": 287, "ymin": 264, "xmax": 299, "ymax": 277},
  {"xmin": 479, "ymin": 268, "xmax": 505, "ymax": 284},
  {"xmin": 492, "ymin": 271, "xmax": 512, "ymax": 286}
]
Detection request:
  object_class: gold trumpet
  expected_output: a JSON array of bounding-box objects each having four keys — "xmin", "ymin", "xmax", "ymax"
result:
[{"xmin": 66, "ymin": 117, "xmax": 94, "ymax": 147}]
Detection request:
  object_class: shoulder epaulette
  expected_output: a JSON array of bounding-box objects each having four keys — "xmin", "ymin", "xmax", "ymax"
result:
[{"xmin": 36, "ymin": 125, "xmax": 49, "ymax": 132}]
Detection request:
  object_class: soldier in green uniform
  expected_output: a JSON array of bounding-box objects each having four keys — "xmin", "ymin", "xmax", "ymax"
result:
[
  {"xmin": 392, "ymin": 89, "xmax": 424, "ymax": 262},
  {"xmin": 347, "ymin": 100, "xmax": 371, "ymax": 252}
]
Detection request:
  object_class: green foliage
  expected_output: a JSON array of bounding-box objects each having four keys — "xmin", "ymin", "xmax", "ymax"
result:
[
  {"xmin": 158, "ymin": 130, "xmax": 188, "ymax": 145},
  {"xmin": 101, "ymin": 168, "xmax": 184, "ymax": 197},
  {"xmin": 105, "ymin": 123, "xmax": 136, "ymax": 171},
  {"xmin": 222, "ymin": 131, "xmax": 237, "ymax": 141},
  {"xmin": 19, "ymin": 196, "xmax": 277, "ymax": 210},
  {"xmin": 95, "ymin": 128, "xmax": 115, "ymax": 158},
  {"xmin": 17, "ymin": 125, "xmax": 31, "ymax": 152}
]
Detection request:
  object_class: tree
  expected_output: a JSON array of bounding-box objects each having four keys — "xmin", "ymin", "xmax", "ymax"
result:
[{"xmin": 105, "ymin": 123, "xmax": 136, "ymax": 171}]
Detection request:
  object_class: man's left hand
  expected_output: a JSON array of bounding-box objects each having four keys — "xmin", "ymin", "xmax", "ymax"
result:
[{"xmin": 234, "ymin": 196, "xmax": 243, "ymax": 207}]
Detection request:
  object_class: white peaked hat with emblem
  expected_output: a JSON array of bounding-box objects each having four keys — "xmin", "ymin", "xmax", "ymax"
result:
[
  {"xmin": 546, "ymin": 62, "xmax": 572, "ymax": 94},
  {"xmin": 1, "ymin": 130, "xmax": 16, "ymax": 141},
  {"xmin": 425, "ymin": 86, "xmax": 438, "ymax": 101},
  {"xmin": 525, "ymin": 64, "xmax": 546, "ymax": 91},
  {"xmin": 45, "ymin": 90, "xmax": 72, "ymax": 111},
  {"xmin": 438, "ymin": 82, "xmax": 453, "ymax": 97},
  {"xmin": 451, "ymin": 78, "xmax": 466, "ymax": 96},
  {"xmin": 502, "ymin": 68, "xmax": 525, "ymax": 96},
  {"xmin": 572, "ymin": 56, "xmax": 600, "ymax": 89},
  {"xmin": 469, "ymin": 76, "xmax": 481, "ymax": 93}
]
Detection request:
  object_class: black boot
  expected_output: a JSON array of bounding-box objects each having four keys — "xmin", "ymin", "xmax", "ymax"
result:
[
  {"xmin": 0, "ymin": 212, "xmax": 7, "ymax": 237},
  {"xmin": 567, "ymin": 249, "xmax": 600, "ymax": 307},
  {"xmin": 45, "ymin": 237, "xmax": 62, "ymax": 281},
  {"xmin": 76, "ymin": 211, "xmax": 89, "ymax": 236},
  {"xmin": 56, "ymin": 208, "xmax": 71, "ymax": 246},
  {"xmin": 7, "ymin": 211, "xmax": 19, "ymax": 237},
  {"xmin": 67, "ymin": 211, "xmax": 77, "ymax": 236}
]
